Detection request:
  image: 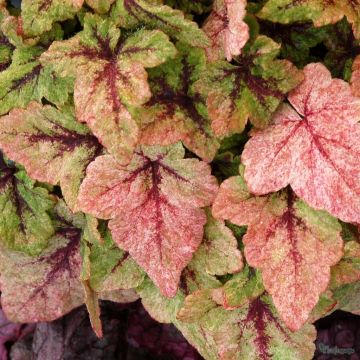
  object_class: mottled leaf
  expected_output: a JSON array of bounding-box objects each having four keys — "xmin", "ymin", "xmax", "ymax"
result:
[
  {"xmin": 258, "ymin": 0, "xmax": 360, "ymax": 39},
  {"xmin": 40, "ymin": 14, "xmax": 177, "ymax": 162},
  {"xmin": 78, "ymin": 143, "xmax": 218, "ymax": 297},
  {"xmin": 213, "ymin": 174, "xmax": 343, "ymax": 330},
  {"xmin": 195, "ymin": 35, "xmax": 303, "ymax": 137},
  {"xmin": 333, "ymin": 281, "xmax": 360, "ymax": 315},
  {"xmin": 351, "ymin": 55, "xmax": 360, "ymax": 96},
  {"xmin": 0, "ymin": 102, "xmax": 102, "ymax": 211},
  {"xmin": 85, "ymin": 0, "xmax": 115, "ymax": 13},
  {"xmin": 0, "ymin": 154, "xmax": 55, "ymax": 255},
  {"xmin": 0, "ymin": 46, "xmax": 73, "ymax": 115},
  {"xmin": 242, "ymin": 63, "xmax": 360, "ymax": 223},
  {"xmin": 0, "ymin": 29, "xmax": 14, "ymax": 72},
  {"xmin": 111, "ymin": 0, "xmax": 210, "ymax": 47},
  {"xmin": 138, "ymin": 42, "xmax": 219, "ymax": 162},
  {"xmin": 0, "ymin": 227, "xmax": 84, "ymax": 322},
  {"xmin": 21, "ymin": 0, "xmax": 84, "ymax": 36},
  {"xmin": 202, "ymin": 0, "xmax": 249, "ymax": 62}
]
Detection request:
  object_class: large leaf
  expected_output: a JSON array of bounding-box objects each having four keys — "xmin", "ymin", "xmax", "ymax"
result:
[
  {"xmin": 21, "ymin": 0, "xmax": 84, "ymax": 36},
  {"xmin": 0, "ymin": 154, "xmax": 55, "ymax": 255},
  {"xmin": 258, "ymin": 0, "xmax": 360, "ymax": 39},
  {"xmin": 0, "ymin": 102, "xmax": 102, "ymax": 211},
  {"xmin": 78, "ymin": 143, "xmax": 218, "ymax": 297},
  {"xmin": 0, "ymin": 46, "xmax": 73, "ymax": 115},
  {"xmin": 138, "ymin": 42, "xmax": 219, "ymax": 162},
  {"xmin": 40, "ymin": 14, "xmax": 177, "ymax": 162},
  {"xmin": 195, "ymin": 35, "xmax": 303, "ymax": 137},
  {"xmin": 202, "ymin": 0, "xmax": 249, "ymax": 62},
  {"xmin": 242, "ymin": 62, "xmax": 360, "ymax": 223},
  {"xmin": 212, "ymin": 173, "xmax": 343, "ymax": 330},
  {"xmin": 0, "ymin": 227, "xmax": 84, "ymax": 322},
  {"xmin": 111, "ymin": 0, "xmax": 210, "ymax": 47}
]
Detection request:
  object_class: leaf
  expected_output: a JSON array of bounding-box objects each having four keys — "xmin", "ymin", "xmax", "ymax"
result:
[
  {"xmin": 138, "ymin": 42, "xmax": 219, "ymax": 162},
  {"xmin": 177, "ymin": 286, "xmax": 316, "ymax": 359},
  {"xmin": 0, "ymin": 227, "xmax": 84, "ymax": 322},
  {"xmin": 332, "ymin": 281, "xmax": 360, "ymax": 315},
  {"xmin": 242, "ymin": 62, "xmax": 360, "ymax": 223},
  {"xmin": 195, "ymin": 35, "xmax": 303, "ymax": 137},
  {"xmin": 258, "ymin": 0, "xmax": 360, "ymax": 39},
  {"xmin": 0, "ymin": 154, "xmax": 55, "ymax": 255},
  {"xmin": 40, "ymin": 14, "xmax": 177, "ymax": 162},
  {"xmin": 0, "ymin": 46, "xmax": 73, "ymax": 115},
  {"xmin": 111, "ymin": 0, "xmax": 210, "ymax": 48},
  {"xmin": 78, "ymin": 143, "xmax": 218, "ymax": 297},
  {"xmin": 85, "ymin": 0, "xmax": 116, "ymax": 13},
  {"xmin": 21, "ymin": 0, "xmax": 84, "ymax": 36},
  {"xmin": 202, "ymin": 0, "xmax": 249, "ymax": 62},
  {"xmin": 212, "ymin": 174, "xmax": 343, "ymax": 330},
  {"xmin": 0, "ymin": 29, "xmax": 14, "ymax": 72},
  {"xmin": 88, "ymin": 228, "xmax": 145, "ymax": 292},
  {"xmin": 351, "ymin": 55, "xmax": 360, "ymax": 97}
]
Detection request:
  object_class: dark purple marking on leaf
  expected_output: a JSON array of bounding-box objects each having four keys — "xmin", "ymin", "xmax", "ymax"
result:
[
  {"xmin": 38, "ymin": 0, "xmax": 53, "ymax": 11},
  {"xmin": 179, "ymin": 268, "xmax": 197, "ymax": 295},
  {"xmin": 123, "ymin": 0, "xmax": 181, "ymax": 31},
  {"xmin": 110, "ymin": 252, "xmax": 130, "ymax": 274},
  {"xmin": 0, "ymin": 64, "xmax": 41, "ymax": 102},
  {"xmin": 0, "ymin": 152, "xmax": 14, "ymax": 192}
]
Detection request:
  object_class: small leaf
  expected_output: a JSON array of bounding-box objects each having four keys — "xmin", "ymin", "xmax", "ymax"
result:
[
  {"xmin": 78, "ymin": 143, "xmax": 218, "ymax": 297},
  {"xmin": 0, "ymin": 102, "xmax": 102, "ymax": 211},
  {"xmin": 242, "ymin": 62, "xmax": 360, "ymax": 223},
  {"xmin": 202, "ymin": 0, "xmax": 249, "ymax": 62},
  {"xmin": 0, "ymin": 154, "xmax": 55, "ymax": 255},
  {"xmin": 213, "ymin": 175, "xmax": 343, "ymax": 330},
  {"xmin": 111, "ymin": 0, "xmax": 210, "ymax": 47},
  {"xmin": 21, "ymin": 0, "xmax": 84, "ymax": 36},
  {"xmin": 40, "ymin": 14, "xmax": 177, "ymax": 162},
  {"xmin": 138, "ymin": 42, "xmax": 219, "ymax": 162},
  {"xmin": 0, "ymin": 227, "xmax": 84, "ymax": 322},
  {"xmin": 195, "ymin": 35, "xmax": 303, "ymax": 137}
]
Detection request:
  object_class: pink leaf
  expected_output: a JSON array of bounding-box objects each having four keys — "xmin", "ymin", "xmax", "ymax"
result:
[
  {"xmin": 242, "ymin": 63, "xmax": 360, "ymax": 223},
  {"xmin": 77, "ymin": 143, "xmax": 218, "ymax": 297}
]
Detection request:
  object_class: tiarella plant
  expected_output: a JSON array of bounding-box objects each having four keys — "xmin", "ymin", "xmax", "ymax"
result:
[{"xmin": 0, "ymin": 0, "xmax": 360, "ymax": 359}]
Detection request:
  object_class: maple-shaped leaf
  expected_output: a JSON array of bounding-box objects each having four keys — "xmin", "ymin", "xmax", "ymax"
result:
[
  {"xmin": 212, "ymin": 173, "xmax": 343, "ymax": 330},
  {"xmin": 0, "ymin": 154, "xmax": 55, "ymax": 255},
  {"xmin": 111, "ymin": 0, "xmax": 210, "ymax": 48},
  {"xmin": 202, "ymin": 0, "xmax": 249, "ymax": 62},
  {"xmin": 40, "ymin": 14, "xmax": 177, "ymax": 162},
  {"xmin": 0, "ymin": 102, "xmax": 102, "ymax": 211},
  {"xmin": 0, "ymin": 46, "xmax": 73, "ymax": 115},
  {"xmin": 351, "ymin": 55, "xmax": 360, "ymax": 97},
  {"xmin": 195, "ymin": 35, "xmax": 303, "ymax": 137},
  {"xmin": 177, "ymin": 276, "xmax": 316, "ymax": 360},
  {"xmin": 258, "ymin": 0, "xmax": 360, "ymax": 39},
  {"xmin": 242, "ymin": 63, "xmax": 360, "ymax": 223},
  {"xmin": 77, "ymin": 143, "xmax": 218, "ymax": 297},
  {"xmin": 0, "ymin": 227, "xmax": 84, "ymax": 322},
  {"xmin": 138, "ymin": 42, "xmax": 219, "ymax": 162},
  {"xmin": 21, "ymin": 0, "xmax": 84, "ymax": 36},
  {"xmin": 86, "ymin": 228, "xmax": 145, "ymax": 292}
]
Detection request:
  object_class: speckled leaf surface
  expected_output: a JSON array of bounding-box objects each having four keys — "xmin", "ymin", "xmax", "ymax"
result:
[
  {"xmin": 213, "ymin": 174, "xmax": 343, "ymax": 330},
  {"xmin": 21, "ymin": 0, "xmax": 84, "ymax": 36},
  {"xmin": 202, "ymin": 0, "xmax": 249, "ymax": 62},
  {"xmin": 351, "ymin": 55, "xmax": 360, "ymax": 96},
  {"xmin": 78, "ymin": 143, "xmax": 218, "ymax": 297},
  {"xmin": 195, "ymin": 35, "xmax": 303, "ymax": 137},
  {"xmin": 138, "ymin": 42, "xmax": 219, "ymax": 162},
  {"xmin": 242, "ymin": 63, "xmax": 360, "ymax": 223},
  {"xmin": 0, "ymin": 102, "xmax": 101, "ymax": 211},
  {"xmin": 40, "ymin": 14, "xmax": 177, "ymax": 162},
  {"xmin": 0, "ymin": 228, "xmax": 84, "ymax": 323},
  {"xmin": 0, "ymin": 154, "xmax": 55, "ymax": 255},
  {"xmin": 258, "ymin": 0, "xmax": 360, "ymax": 39},
  {"xmin": 85, "ymin": 0, "xmax": 115, "ymax": 13},
  {"xmin": 111, "ymin": 0, "xmax": 210, "ymax": 47}
]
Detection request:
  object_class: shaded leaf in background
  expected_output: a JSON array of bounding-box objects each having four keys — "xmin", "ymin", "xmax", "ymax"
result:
[
  {"xmin": 202, "ymin": 0, "xmax": 249, "ymax": 62},
  {"xmin": 78, "ymin": 143, "xmax": 218, "ymax": 297},
  {"xmin": 212, "ymin": 173, "xmax": 343, "ymax": 330},
  {"xmin": 195, "ymin": 35, "xmax": 303, "ymax": 137},
  {"xmin": 242, "ymin": 63, "xmax": 360, "ymax": 223},
  {"xmin": 138, "ymin": 42, "xmax": 219, "ymax": 162},
  {"xmin": 0, "ymin": 154, "xmax": 55, "ymax": 255},
  {"xmin": 40, "ymin": 14, "xmax": 177, "ymax": 162},
  {"xmin": 0, "ymin": 102, "xmax": 102, "ymax": 211}
]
